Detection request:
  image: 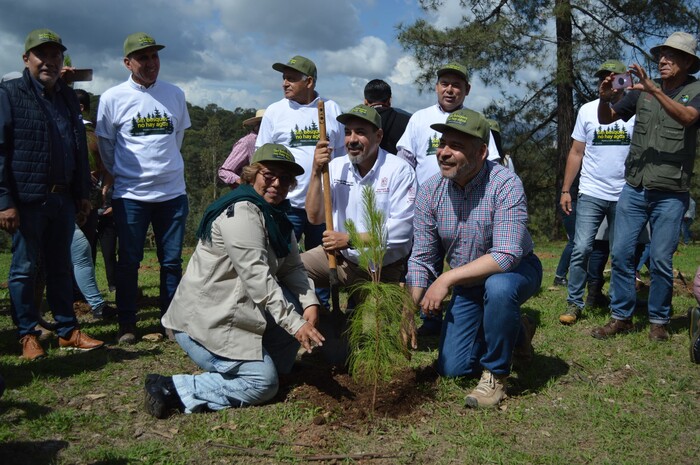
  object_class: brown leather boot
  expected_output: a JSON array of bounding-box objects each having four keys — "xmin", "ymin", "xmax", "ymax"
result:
[
  {"xmin": 591, "ymin": 318, "xmax": 633, "ymax": 339},
  {"xmin": 649, "ymin": 323, "xmax": 669, "ymax": 342},
  {"xmin": 20, "ymin": 334, "xmax": 46, "ymax": 360},
  {"xmin": 58, "ymin": 329, "xmax": 104, "ymax": 351}
]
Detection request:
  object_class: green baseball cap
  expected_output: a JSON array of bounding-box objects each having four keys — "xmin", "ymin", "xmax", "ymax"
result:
[
  {"xmin": 594, "ymin": 59, "xmax": 627, "ymax": 78},
  {"xmin": 24, "ymin": 28, "xmax": 66, "ymax": 53},
  {"xmin": 272, "ymin": 55, "xmax": 317, "ymax": 80},
  {"xmin": 486, "ymin": 118, "xmax": 501, "ymax": 134},
  {"xmin": 437, "ymin": 62, "xmax": 469, "ymax": 82},
  {"xmin": 336, "ymin": 104, "xmax": 382, "ymax": 130},
  {"xmin": 251, "ymin": 144, "xmax": 304, "ymax": 176},
  {"xmin": 430, "ymin": 108, "xmax": 490, "ymax": 143},
  {"xmin": 123, "ymin": 32, "xmax": 165, "ymax": 57}
]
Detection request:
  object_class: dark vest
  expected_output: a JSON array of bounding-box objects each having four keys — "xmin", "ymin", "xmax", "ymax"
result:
[
  {"xmin": 0, "ymin": 69, "xmax": 89, "ymax": 205},
  {"xmin": 626, "ymin": 78, "xmax": 700, "ymax": 192}
]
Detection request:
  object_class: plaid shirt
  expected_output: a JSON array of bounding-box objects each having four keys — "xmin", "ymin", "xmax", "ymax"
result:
[{"xmin": 406, "ymin": 161, "xmax": 534, "ymax": 289}]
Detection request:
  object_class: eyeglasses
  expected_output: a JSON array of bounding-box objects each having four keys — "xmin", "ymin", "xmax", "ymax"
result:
[
  {"xmin": 258, "ymin": 170, "xmax": 294, "ymax": 185},
  {"xmin": 657, "ymin": 48, "xmax": 682, "ymax": 61}
]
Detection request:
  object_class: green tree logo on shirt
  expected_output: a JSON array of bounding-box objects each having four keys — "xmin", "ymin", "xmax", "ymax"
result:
[
  {"xmin": 130, "ymin": 108, "xmax": 175, "ymax": 136},
  {"xmin": 289, "ymin": 121, "xmax": 321, "ymax": 147},
  {"xmin": 592, "ymin": 124, "xmax": 631, "ymax": 146},
  {"xmin": 426, "ymin": 133, "xmax": 440, "ymax": 156}
]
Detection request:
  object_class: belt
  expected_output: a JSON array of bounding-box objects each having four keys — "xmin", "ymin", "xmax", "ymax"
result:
[{"xmin": 49, "ymin": 184, "xmax": 68, "ymax": 193}]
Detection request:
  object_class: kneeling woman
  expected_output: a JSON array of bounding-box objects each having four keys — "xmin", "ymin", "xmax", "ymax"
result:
[{"xmin": 145, "ymin": 144, "xmax": 325, "ymax": 418}]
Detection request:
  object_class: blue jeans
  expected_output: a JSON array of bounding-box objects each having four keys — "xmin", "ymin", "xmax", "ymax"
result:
[
  {"xmin": 71, "ymin": 225, "xmax": 105, "ymax": 311},
  {"xmin": 112, "ymin": 195, "xmax": 188, "ymax": 323},
  {"xmin": 555, "ymin": 200, "xmax": 576, "ymax": 279},
  {"xmin": 609, "ymin": 185, "xmax": 688, "ymax": 324},
  {"xmin": 171, "ymin": 287, "xmax": 302, "ymax": 412},
  {"xmin": 437, "ymin": 253, "xmax": 542, "ymax": 377},
  {"xmin": 567, "ymin": 194, "xmax": 616, "ymax": 308},
  {"xmin": 9, "ymin": 193, "xmax": 78, "ymax": 338},
  {"xmin": 287, "ymin": 207, "xmax": 330, "ymax": 308}
]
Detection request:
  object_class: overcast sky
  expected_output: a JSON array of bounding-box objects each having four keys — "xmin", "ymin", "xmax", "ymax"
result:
[{"xmin": 0, "ymin": 0, "xmax": 499, "ymax": 114}]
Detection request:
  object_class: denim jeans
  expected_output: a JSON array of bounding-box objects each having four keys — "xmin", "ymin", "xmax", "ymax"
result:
[
  {"xmin": 610, "ymin": 185, "xmax": 688, "ymax": 324},
  {"xmin": 112, "ymin": 195, "xmax": 188, "ymax": 323},
  {"xmin": 437, "ymin": 253, "xmax": 542, "ymax": 377},
  {"xmin": 171, "ymin": 287, "xmax": 303, "ymax": 412},
  {"xmin": 555, "ymin": 200, "xmax": 576, "ymax": 279},
  {"xmin": 9, "ymin": 193, "xmax": 78, "ymax": 338},
  {"xmin": 567, "ymin": 194, "xmax": 616, "ymax": 308},
  {"xmin": 71, "ymin": 225, "xmax": 105, "ymax": 311},
  {"xmin": 287, "ymin": 206, "xmax": 330, "ymax": 308}
]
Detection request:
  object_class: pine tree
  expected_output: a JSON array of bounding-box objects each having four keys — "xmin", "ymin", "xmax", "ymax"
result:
[{"xmin": 344, "ymin": 186, "xmax": 412, "ymax": 413}]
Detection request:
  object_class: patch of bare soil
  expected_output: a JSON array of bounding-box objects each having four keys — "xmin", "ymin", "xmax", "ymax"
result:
[{"xmin": 277, "ymin": 359, "xmax": 438, "ymax": 426}]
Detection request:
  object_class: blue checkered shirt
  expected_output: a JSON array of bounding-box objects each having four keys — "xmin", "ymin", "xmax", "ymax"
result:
[{"xmin": 406, "ymin": 161, "xmax": 534, "ymax": 289}]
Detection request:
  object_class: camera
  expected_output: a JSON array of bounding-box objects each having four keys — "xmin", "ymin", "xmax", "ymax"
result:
[{"xmin": 612, "ymin": 73, "xmax": 632, "ymax": 90}]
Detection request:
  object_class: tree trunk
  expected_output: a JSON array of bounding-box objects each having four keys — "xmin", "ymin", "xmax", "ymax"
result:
[{"xmin": 554, "ymin": 0, "xmax": 575, "ymax": 239}]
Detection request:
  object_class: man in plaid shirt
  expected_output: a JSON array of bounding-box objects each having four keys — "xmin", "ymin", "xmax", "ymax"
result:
[{"xmin": 403, "ymin": 109, "xmax": 542, "ymax": 408}]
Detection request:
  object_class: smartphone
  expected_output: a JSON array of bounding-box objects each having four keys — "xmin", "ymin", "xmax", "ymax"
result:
[
  {"xmin": 612, "ymin": 73, "xmax": 631, "ymax": 90},
  {"xmin": 71, "ymin": 68, "xmax": 93, "ymax": 82}
]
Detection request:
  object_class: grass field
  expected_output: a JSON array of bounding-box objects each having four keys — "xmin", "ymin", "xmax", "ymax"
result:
[{"xmin": 0, "ymin": 242, "xmax": 698, "ymax": 464}]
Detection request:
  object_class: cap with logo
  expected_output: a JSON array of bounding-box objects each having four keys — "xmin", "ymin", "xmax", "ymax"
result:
[
  {"xmin": 594, "ymin": 59, "xmax": 627, "ymax": 78},
  {"xmin": 124, "ymin": 32, "xmax": 165, "ymax": 57},
  {"xmin": 24, "ymin": 28, "xmax": 66, "ymax": 53},
  {"xmin": 336, "ymin": 104, "xmax": 382, "ymax": 130},
  {"xmin": 430, "ymin": 108, "xmax": 490, "ymax": 143},
  {"xmin": 272, "ymin": 55, "xmax": 317, "ymax": 81},
  {"xmin": 437, "ymin": 62, "xmax": 469, "ymax": 83},
  {"xmin": 251, "ymin": 143, "xmax": 304, "ymax": 176},
  {"xmin": 650, "ymin": 31, "xmax": 700, "ymax": 74}
]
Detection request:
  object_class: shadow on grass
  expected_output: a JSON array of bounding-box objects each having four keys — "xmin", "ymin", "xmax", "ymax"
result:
[
  {"xmin": 0, "ymin": 399, "xmax": 52, "ymax": 421},
  {"xmin": 0, "ymin": 439, "xmax": 68, "ymax": 465},
  {"xmin": 0, "ymin": 346, "xmax": 164, "ymax": 390}
]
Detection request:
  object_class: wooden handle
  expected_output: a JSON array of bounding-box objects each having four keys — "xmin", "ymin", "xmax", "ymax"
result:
[{"xmin": 317, "ymin": 100, "xmax": 337, "ymax": 271}]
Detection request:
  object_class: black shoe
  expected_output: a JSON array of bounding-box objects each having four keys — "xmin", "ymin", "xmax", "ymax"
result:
[
  {"xmin": 690, "ymin": 307, "xmax": 700, "ymax": 364},
  {"xmin": 144, "ymin": 374, "xmax": 184, "ymax": 419},
  {"xmin": 553, "ymin": 276, "xmax": 568, "ymax": 287}
]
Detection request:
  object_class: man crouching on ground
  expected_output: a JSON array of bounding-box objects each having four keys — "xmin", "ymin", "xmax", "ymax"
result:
[{"xmin": 402, "ymin": 109, "xmax": 542, "ymax": 408}]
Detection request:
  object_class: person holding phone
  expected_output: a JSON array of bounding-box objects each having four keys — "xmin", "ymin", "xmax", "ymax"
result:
[{"xmin": 595, "ymin": 32, "xmax": 700, "ymax": 342}]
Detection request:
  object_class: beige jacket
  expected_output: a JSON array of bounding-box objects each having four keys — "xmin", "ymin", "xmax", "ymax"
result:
[{"xmin": 162, "ymin": 201, "xmax": 318, "ymax": 361}]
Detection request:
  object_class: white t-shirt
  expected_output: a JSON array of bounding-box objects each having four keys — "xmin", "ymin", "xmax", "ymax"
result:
[
  {"xmin": 256, "ymin": 94, "xmax": 344, "ymax": 209},
  {"xmin": 572, "ymin": 99, "xmax": 635, "ymax": 201},
  {"xmin": 328, "ymin": 150, "xmax": 416, "ymax": 266},
  {"xmin": 396, "ymin": 103, "xmax": 500, "ymax": 186},
  {"xmin": 96, "ymin": 77, "xmax": 191, "ymax": 201}
]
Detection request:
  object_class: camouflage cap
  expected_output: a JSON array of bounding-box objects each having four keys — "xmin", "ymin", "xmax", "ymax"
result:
[
  {"xmin": 594, "ymin": 59, "xmax": 627, "ymax": 78},
  {"xmin": 430, "ymin": 108, "xmax": 490, "ymax": 143},
  {"xmin": 437, "ymin": 62, "xmax": 469, "ymax": 83},
  {"xmin": 336, "ymin": 104, "xmax": 382, "ymax": 130},
  {"xmin": 251, "ymin": 143, "xmax": 304, "ymax": 176},
  {"xmin": 123, "ymin": 32, "xmax": 165, "ymax": 57},
  {"xmin": 24, "ymin": 28, "xmax": 66, "ymax": 53},
  {"xmin": 272, "ymin": 55, "xmax": 317, "ymax": 80}
]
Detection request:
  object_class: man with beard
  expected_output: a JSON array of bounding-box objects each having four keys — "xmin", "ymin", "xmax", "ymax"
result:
[
  {"xmin": 402, "ymin": 109, "xmax": 542, "ymax": 408},
  {"xmin": 302, "ymin": 105, "xmax": 416, "ymax": 363}
]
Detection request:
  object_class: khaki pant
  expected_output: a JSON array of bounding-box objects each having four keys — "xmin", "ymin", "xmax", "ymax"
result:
[{"xmin": 301, "ymin": 245, "xmax": 406, "ymax": 288}]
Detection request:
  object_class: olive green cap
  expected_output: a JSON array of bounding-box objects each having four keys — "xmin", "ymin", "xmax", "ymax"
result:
[
  {"xmin": 24, "ymin": 28, "xmax": 66, "ymax": 53},
  {"xmin": 594, "ymin": 59, "xmax": 627, "ymax": 78},
  {"xmin": 430, "ymin": 108, "xmax": 490, "ymax": 143},
  {"xmin": 437, "ymin": 62, "xmax": 469, "ymax": 82},
  {"xmin": 336, "ymin": 104, "xmax": 382, "ymax": 130},
  {"xmin": 251, "ymin": 144, "xmax": 304, "ymax": 176},
  {"xmin": 487, "ymin": 118, "xmax": 501, "ymax": 134},
  {"xmin": 123, "ymin": 32, "xmax": 165, "ymax": 57},
  {"xmin": 272, "ymin": 55, "xmax": 317, "ymax": 80}
]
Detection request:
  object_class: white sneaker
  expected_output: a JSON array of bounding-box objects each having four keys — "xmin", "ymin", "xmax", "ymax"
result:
[{"xmin": 465, "ymin": 369, "xmax": 507, "ymax": 408}]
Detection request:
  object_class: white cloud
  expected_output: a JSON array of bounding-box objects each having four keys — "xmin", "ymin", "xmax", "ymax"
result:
[
  {"xmin": 389, "ymin": 55, "xmax": 420, "ymax": 85},
  {"xmin": 322, "ymin": 36, "xmax": 391, "ymax": 78}
]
